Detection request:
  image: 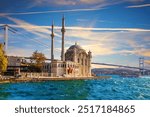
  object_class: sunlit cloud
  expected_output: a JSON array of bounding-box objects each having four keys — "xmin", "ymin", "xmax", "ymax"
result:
[
  {"xmin": 82, "ymin": 44, "xmax": 116, "ymax": 56},
  {"xmin": 138, "ymin": 50, "xmax": 150, "ymax": 57},
  {"xmin": 65, "ymin": 29, "xmax": 150, "ymax": 57},
  {"xmin": 145, "ymin": 60, "xmax": 150, "ymax": 65},
  {"xmin": 1, "ymin": 16, "xmax": 150, "ymax": 59},
  {"xmin": 91, "ymin": 64, "xmax": 117, "ymax": 69}
]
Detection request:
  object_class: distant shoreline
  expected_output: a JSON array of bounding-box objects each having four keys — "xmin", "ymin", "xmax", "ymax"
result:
[{"xmin": 0, "ymin": 76, "xmax": 110, "ymax": 84}]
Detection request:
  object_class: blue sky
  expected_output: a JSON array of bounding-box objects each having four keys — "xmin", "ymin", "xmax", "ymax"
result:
[{"xmin": 0, "ymin": 0, "xmax": 150, "ymax": 68}]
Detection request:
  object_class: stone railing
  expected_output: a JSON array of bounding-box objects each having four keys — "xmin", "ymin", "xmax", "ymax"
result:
[{"xmin": 21, "ymin": 72, "xmax": 51, "ymax": 78}]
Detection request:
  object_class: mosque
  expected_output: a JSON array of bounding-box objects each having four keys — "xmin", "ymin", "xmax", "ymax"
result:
[
  {"xmin": 49, "ymin": 16, "xmax": 92, "ymax": 77},
  {"xmin": 5, "ymin": 16, "xmax": 92, "ymax": 77}
]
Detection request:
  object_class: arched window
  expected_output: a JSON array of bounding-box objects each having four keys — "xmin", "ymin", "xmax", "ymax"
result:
[
  {"xmin": 85, "ymin": 59, "xmax": 87, "ymax": 65},
  {"xmin": 82, "ymin": 59, "xmax": 84, "ymax": 65}
]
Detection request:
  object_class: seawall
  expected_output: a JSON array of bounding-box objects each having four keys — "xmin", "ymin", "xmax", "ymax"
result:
[{"xmin": 0, "ymin": 76, "xmax": 110, "ymax": 84}]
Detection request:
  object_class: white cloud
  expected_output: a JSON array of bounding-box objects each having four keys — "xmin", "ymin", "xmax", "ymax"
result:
[
  {"xmin": 8, "ymin": 46, "xmax": 34, "ymax": 57},
  {"xmin": 5, "ymin": 16, "xmax": 49, "ymax": 38},
  {"xmin": 127, "ymin": 3, "xmax": 150, "ymax": 8},
  {"xmin": 64, "ymin": 26, "xmax": 150, "ymax": 32},
  {"xmin": 3, "ymin": 16, "xmax": 61, "ymax": 43},
  {"xmin": 127, "ymin": 39, "xmax": 141, "ymax": 49},
  {"xmin": 1, "ymin": 16, "xmax": 150, "ymax": 58},
  {"xmin": 0, "ymin": 0, "xmax": 146, "ymax": 16},
  {"xmin": 0, "ymin": 8, "xmax": 102, "ymax": 16},
  {"xmin": 126, "ymin": 0, "xmax": 144, "ymax": 2},
  {"xmin": 143, "ymin": 37, "xmax": 150, "ymax": 44},
  {"xmin": 30, "ymin": 0, "xmax": 114, "ymax": 6},
  {"xmin": 64, "ymin": 29, "xmax": 150, "ymax": 57},
  {"xmin": 30, "ymin": 0, "xmax": 145, "ymax": 6}
]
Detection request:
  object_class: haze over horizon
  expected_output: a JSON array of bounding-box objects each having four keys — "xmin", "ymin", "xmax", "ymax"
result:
[{"xmin": 0, "ymin": 0, "xmax": 150, "ymax": 68}]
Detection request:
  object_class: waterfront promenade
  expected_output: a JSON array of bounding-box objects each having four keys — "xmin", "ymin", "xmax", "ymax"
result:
[{"xmin": 0, "ymin": 76, "xmax": 110, "ymax": 84}]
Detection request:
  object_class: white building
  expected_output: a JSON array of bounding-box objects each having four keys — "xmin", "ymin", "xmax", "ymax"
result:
[
  {"xmin": 7, "ymin": 56, "xmax": 28, "ymax": 75},
  {"xmin": 49, "ymin": 16, "xmax": 92, "ymax": 77}
]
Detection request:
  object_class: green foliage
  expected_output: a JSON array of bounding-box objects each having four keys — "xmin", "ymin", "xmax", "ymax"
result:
[
  {"xmin": 30, "ymin": 50, "xmax": 46, "ymax": 72},
  {"xmin": 0, "ymin": 44, "xmax": 8, "ymax": 74}
]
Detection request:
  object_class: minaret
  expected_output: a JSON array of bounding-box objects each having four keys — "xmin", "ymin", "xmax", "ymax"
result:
[
  {"xmin": 74, "ymin": 42, "xmax": 77, "ymax": 63},
  {"xmin": 51, "ymin": 21, "xmax": 54, "ymax": 61},
  {"xmin": 88, "ymin": 50, "xmax": 92, "ymax": 76},
  {"xmin": 61, "ymin": 15, "xmax": 66, "ymax": 61}
]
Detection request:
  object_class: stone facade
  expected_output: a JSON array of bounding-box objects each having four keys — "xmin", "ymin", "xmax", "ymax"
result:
[
  {"xmin": 65, "ymin": 43, "xmax": 92, "ymax": 77},
  {"xmin": 50, "ymin": 43, "xmax": 92, "ymax": 77}
]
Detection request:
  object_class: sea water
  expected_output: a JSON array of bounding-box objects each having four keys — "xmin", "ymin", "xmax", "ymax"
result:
[{"xmin": 0, "ymin": 75, "xmax": 150, "ymax": 100}]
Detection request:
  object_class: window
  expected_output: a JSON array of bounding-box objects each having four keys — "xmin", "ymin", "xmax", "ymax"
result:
[
  {"xmin": 85, "ymin": 60, "xmax": 87, "ymax": 65},
  {"xmin": 82, "ymin": 59, "xmax": 84, "ymax": 65}
]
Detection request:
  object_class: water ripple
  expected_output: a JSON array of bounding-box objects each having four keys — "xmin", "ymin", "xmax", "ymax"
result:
[{"xmin": 0, "ymin": 75, "xmax": 150, "ymax": 100}]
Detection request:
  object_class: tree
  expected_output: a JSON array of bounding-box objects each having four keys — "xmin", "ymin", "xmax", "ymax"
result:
[
  {"xmin": 0, "ymin": 44, "xmax": 8, "ymax": 74},
  {"xmin": 29, "ymin": 50, "xmax": 46, "ymax": 72}
]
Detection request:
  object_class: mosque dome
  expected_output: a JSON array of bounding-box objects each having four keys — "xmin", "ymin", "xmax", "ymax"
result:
[
  {"xmin": 65, "ymin": 42, "xmax": 91, "ymax": 64},
  {"xmin": 67, "ymin": 43, "xmax": 85, "ymax": 52}
]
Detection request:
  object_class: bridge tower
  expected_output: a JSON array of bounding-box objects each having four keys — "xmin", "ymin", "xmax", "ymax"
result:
[
  {"xmin": 139, "ymin": 57, "xmax": 144, "ymax": 76},
  {"xmin": 0, "ymin": 24, "xmax": 17, "ymax": 55}
]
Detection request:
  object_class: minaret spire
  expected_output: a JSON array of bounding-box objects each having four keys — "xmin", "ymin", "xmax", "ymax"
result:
[
  {"xmin": 61, "ymin": 15, "xmax": 65, "ymax": 61},
  {"xmin": 51, "ymin": 20, "xmax": 54, "ymax": 61}
]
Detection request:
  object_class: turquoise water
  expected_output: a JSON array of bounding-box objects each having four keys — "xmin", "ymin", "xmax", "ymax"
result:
[{"xmin": 0, "ymin": 75, "xmax": 150, "ymax": 100}]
